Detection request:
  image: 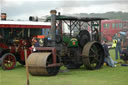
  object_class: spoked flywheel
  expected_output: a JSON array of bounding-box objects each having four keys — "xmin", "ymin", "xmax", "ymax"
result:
[
  {"xmin": 1, "ymin": 53, "xmax": 16, "ymax": 70},
  {"xmin": 78, "ymin": 30, "xmax": 90, "ymax": 47},
  {"xmin": 82, "ymin": 41, "xmax": 104, "ymax": 70},
  {"xmin": 28, "ymin": 52, "xmax": 60, "ymax": 76}
]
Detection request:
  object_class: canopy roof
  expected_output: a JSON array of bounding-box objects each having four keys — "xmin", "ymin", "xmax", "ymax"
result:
[
  {"xmin": 0, "ymin": 21, "xmax": 51, "ymax": 29},
  {"xmin": 47, "ymin": 15, "xmax": 108, "ymax": 22}
]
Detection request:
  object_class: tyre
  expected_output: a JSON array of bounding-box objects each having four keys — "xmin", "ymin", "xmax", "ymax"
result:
[{"xmin": 1, "ymin": 53, "xmax": 16, "ymax": 70}]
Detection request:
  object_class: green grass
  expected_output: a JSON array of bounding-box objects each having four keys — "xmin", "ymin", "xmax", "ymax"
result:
[{"xmin": 0, "ymin": 49, "xmax": 128, "ymax": 85}]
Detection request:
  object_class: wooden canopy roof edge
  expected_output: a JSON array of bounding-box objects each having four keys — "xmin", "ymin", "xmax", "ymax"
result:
[{"xmin": 47, "ymin": 15, "xmax": 108, "ymax": 22}]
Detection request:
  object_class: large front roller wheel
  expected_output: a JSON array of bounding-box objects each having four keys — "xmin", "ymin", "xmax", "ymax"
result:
[
  {"xmin": 28, "ymin": 52, "xmax": 60, "ymax": 76},
  {"xmin": 82, "ymin": 41, "xmax": 104, "ymax": 70},
  {"xmin": 1, "ymin": 53, "xmax": 16, "ymax": 70}
]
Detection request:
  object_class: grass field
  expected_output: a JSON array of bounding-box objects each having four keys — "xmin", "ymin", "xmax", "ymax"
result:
[{"xmin": 0, "ymin": 49, "xmax": 128, "ymax": 85}]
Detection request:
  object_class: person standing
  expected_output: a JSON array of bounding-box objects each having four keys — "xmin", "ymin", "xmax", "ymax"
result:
[
  {"xmin": 115, "ymin": 33, "xmax": 123, "ymax": 60},
  {"xmin": 102, "ymin": 41, "xmax": 116, "ymax": 67},
  {"xmin": 30, "ymin": 37, "xmax": 40, "ymax": 52}
]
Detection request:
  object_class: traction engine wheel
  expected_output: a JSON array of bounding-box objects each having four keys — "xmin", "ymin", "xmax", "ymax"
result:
[
  {"xmin": 1, "ymin": 53, "xmax": 16, "ymax": 70},
  {"xmin": 28, "ymin": 52, "xmax": 60, "ymax": 76},
  {"xmin": 82, "ymin": 41, "xmax": 104, "ymax": 70}
]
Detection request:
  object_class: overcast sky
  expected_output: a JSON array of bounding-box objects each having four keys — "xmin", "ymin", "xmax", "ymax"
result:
[{"xmin": 0, "ymin": 0, "xmax": 128, "ymax": 20}]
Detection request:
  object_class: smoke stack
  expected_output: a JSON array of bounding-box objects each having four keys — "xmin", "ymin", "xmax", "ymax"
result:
[
  {"xmin": 50, "ymin": 10, "xmax": 57, "ymax": 41},
  {"xmin": 1, "ymin": 13, "xmax": 7, "ymax": 20},
  {"xmin": 29, "ymin": 16, "xmax": 38, "ymax": 21},
  {"xmin": 58, "ymin": 12, "xmax": 60, "ymax": 16}
]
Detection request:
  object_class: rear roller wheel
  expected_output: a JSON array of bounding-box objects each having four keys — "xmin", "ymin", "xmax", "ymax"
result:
[
  {"xmin": 28, "ymin": 52, "xmax": 60, "ymax": 76},
  {"xmin": 82, "ymin": 41, "xmax": 104, "ymax": 70},
  {"xmin": 1, "ymin": 53, "xmax": 16, "ymax": 70}
]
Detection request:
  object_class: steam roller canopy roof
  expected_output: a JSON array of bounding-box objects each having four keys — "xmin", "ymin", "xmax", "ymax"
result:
[{"xmin": 46, "ymin": 15, "xmax": 108, "ymax": 22}]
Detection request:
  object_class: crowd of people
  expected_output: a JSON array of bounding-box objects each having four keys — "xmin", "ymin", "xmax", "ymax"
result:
[{"xmin": 102, "ymin": 32, "xmax": 128, "ymax": 67}]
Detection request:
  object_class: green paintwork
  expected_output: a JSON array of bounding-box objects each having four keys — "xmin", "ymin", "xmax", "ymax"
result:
[
  {"xmin": 63, "ymin": 36, "xmax": 78, "ymax": 47},
  {"xmin": 69, "ymin": 38, "xmax": 78, "ymax": 47}
]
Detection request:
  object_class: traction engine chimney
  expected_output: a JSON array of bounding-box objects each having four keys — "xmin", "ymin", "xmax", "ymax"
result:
[{"xmin": 50, "ymin": 10, "xmax": 57, "ymax": 42}]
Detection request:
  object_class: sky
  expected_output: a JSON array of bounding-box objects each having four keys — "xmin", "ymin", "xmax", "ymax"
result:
[{"xmin": 0, "ymin": 0, "xmax": 128, "ymax": 20}]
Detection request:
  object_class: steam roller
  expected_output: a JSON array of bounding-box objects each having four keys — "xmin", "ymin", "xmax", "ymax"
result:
[
  {"xmin": 28, "ymin": 51, "xmax": 60, "ymax": 76},
  {"xmin": 26, "ymin": 10, "xmax": 106, "ymax": 76}
]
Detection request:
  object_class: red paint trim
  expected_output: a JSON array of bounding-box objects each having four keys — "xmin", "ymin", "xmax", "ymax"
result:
[
  {"xmin": 0, "ymin": 24, "xmax": 51, "ymax": 29},
  {"xmin": 0, "ymin": 43, "xmax": 8, "ymax": 49},
  {"xmin": 52, "ymin": 48, "xmax": 56, "ymax": 64}
]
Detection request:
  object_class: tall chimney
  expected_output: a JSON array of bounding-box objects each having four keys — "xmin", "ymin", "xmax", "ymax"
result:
[
  {"xmin": 1, "ymin": 13, "xmax": 7, "ymax": 20},
  {"xmin": 50, "ymin": 10, "xmax": 57, "ymax": 41}
]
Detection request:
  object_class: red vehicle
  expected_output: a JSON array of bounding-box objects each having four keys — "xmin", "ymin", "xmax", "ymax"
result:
[
  {"xmin": 101, "ymin": 19, "xmax": 128, "ymax": 41},
  {"xmin": 0, "ymin": 21, "xmax": 50, "ymax": 70}
]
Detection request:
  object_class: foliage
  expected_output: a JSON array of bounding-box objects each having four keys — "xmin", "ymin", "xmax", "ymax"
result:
[{"xmin": 74, "ymin": 11, "xmax": 128, "ymax": 20}]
